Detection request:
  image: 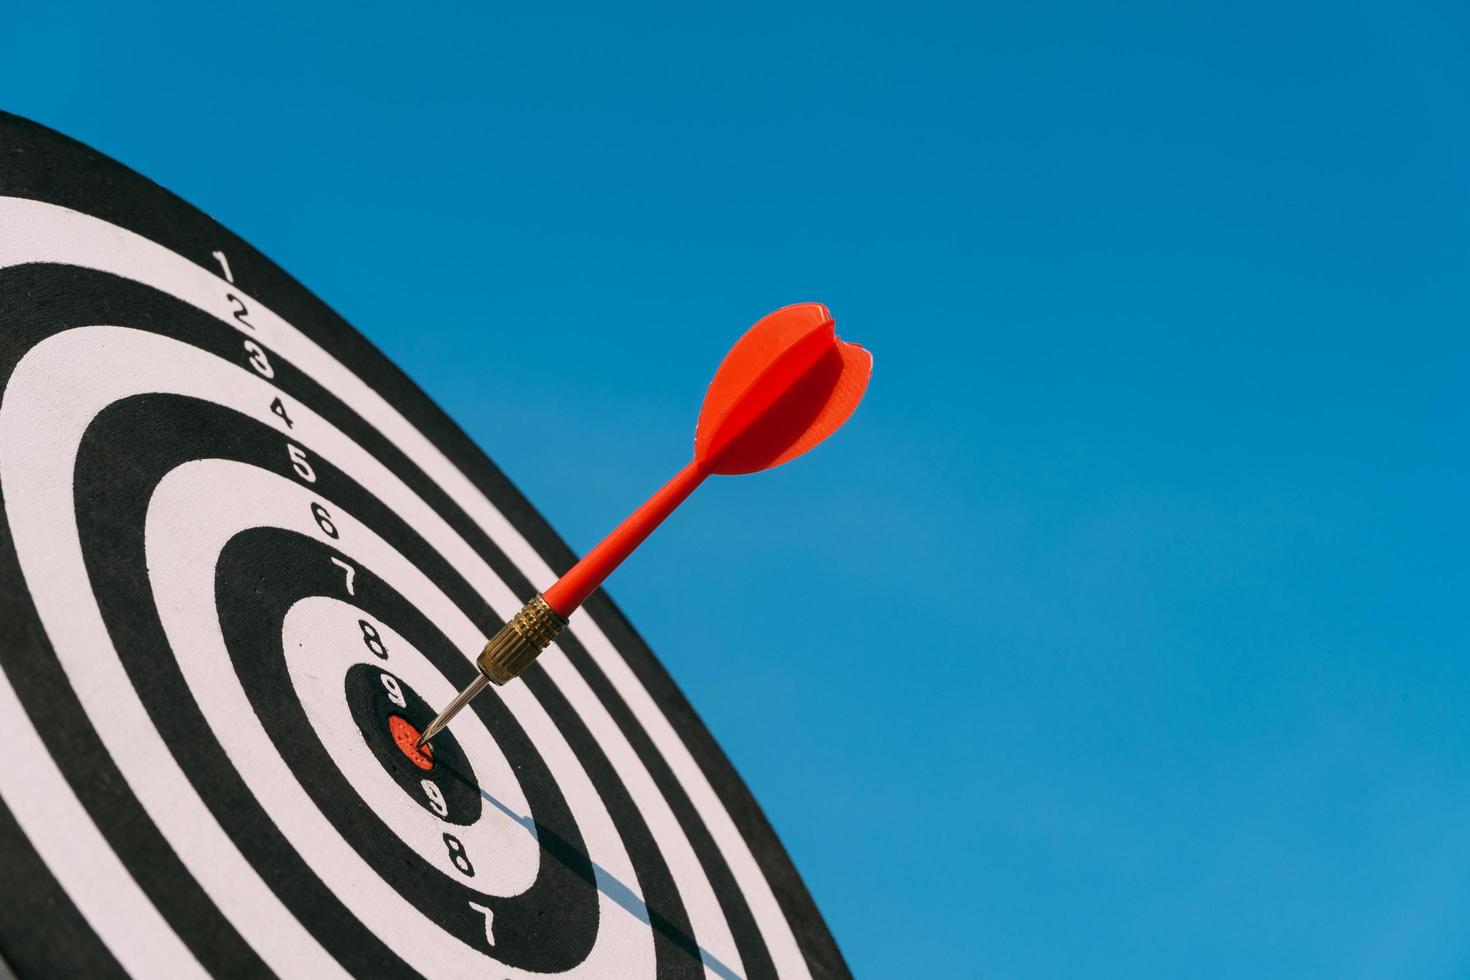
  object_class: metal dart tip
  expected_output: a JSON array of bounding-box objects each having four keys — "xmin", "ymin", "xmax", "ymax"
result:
[
  {"xmin": 416, "ymin": 595, "xmax": 569, "ymax": 750},
  {"xmin": 416, "ymin": 673, "xmax": 489, "ymax": 749}
]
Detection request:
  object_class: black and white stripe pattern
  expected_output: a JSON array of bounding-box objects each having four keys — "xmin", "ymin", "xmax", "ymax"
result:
[{"xmin": 0, "ymin": 114, "xmax": 846, "ymax": 979}]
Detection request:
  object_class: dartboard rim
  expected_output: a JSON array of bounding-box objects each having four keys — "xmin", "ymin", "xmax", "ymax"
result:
[{"xmin": 0, "ymin": 110, "xmax": 847, "ymax": 979}]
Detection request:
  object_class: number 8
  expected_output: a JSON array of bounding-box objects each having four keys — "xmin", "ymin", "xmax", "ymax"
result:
[
  {"xmin": 443, "ymin": 833, "xmax": 474, "ymax": 876},
  {"xmin": 359, "ymin": 619, "xmax": 388, "ymax": 659}
]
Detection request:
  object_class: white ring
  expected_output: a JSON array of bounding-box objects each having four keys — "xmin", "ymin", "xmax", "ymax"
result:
[
  {"xmin": 281, "ymin": 596, "xmax": 539, "ymax": 897},
  {"xmin": 0, "ymin": 324, "xmax": 739, "ymax": 977},
  {"xmin": 0, "ymin": 196, "xmax": 803, "ymax": 976},
  {"xmin": 147, "ymin": 457, "xmax": 652, "ymax": 977}
]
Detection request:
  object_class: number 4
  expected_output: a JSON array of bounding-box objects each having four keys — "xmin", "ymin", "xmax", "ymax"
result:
[{"xmin": 270, "ymin": 397, "xmax": 294, "ymax": 429}]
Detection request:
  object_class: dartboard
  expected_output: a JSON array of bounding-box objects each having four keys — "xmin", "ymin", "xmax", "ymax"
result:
[{"xmin": 0, "ymin": 113, "xmax": 846, "ymax": 980}]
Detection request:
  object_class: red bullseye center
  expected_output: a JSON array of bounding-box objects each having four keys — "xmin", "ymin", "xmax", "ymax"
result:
[{"xmin": 388, "ymin": 715, "xmax": 434, "ymax": 770}]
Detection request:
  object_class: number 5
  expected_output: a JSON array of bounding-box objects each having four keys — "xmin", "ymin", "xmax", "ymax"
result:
[{"xmin": 287, "ymin": 443, "xmax": 316, "ymax": 483}]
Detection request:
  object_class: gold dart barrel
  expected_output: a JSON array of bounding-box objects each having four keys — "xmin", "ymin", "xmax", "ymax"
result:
[
  {"xmin": 477, "ymin": 594, "xmax": 567, "ymax": 683},
  {"xmin": 417, "ymin": 594, "xmax": 568, "ymax": 748}
]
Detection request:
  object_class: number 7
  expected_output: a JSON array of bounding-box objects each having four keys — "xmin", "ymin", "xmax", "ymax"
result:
[
  {"xmin": 468, "ymin": 901, "xmax": 495, "ymax": 946},
  {"xmin": 329, "ymin": 556, "xmax": 356, "ymax": 595}
]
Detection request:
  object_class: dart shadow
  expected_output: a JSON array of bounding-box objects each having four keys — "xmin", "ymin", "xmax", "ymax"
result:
[{"xmin": 436, "ymin": 760, "xmax": 744, "ymax": 980}]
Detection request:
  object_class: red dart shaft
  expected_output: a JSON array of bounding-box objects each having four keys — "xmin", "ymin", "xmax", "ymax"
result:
[
  {"xmin": 418, "ymin": 459, "xmax": 708, "ymax": 749},
  {"xmin": 419, "ymin": 302, "xmax": 872, "ymax": 752},
  {"xmin": 542, "ymin": 459, "xmax": 708, "ymax": 617}
]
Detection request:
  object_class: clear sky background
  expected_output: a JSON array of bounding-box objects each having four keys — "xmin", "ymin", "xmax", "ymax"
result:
[{"xmin": 4, "ymin": 2, "xmax": 1467, "ymax": 976}]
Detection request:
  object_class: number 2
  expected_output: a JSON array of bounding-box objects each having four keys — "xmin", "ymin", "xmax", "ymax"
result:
[{"xmin": 227, "ymin": 293, "xmax": 255, "ymax": 330}]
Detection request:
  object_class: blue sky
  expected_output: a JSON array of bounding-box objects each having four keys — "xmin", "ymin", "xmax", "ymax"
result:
[{"xmin": 4, "ymin": 1, "xmax": 1468, "ymax": 975}]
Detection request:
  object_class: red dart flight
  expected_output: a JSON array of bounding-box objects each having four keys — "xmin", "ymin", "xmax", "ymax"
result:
[{"xmin": 419, "ymin": 303, "xmax": 872, "ymax": 747}]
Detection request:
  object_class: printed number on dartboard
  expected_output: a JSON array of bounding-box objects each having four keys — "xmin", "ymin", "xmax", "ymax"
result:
[
  {"xmin": 311, "ymin": 501, "xmax": 338, "ymax": 539},
  {"xmin": 243, "ymin": 339, "xmax": 273, "ymax": 378},
  {"xmin": 212, "ymin": 249, "xmax": 255, "ymax": 332},
  {"xmin": 443, "ymin": 833, "xmax": 475, "ymax": 877},
  {"xmin": 421, "ymin": 779, "xmax": 449, "ymax": 817},
  {"xmin": 360, "ymin": 619, "xmax": 388, "ymax": 660}
]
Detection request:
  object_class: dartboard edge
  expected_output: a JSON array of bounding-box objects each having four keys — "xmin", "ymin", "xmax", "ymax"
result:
[{"xmin": 0, "ymin": 111, "xmax": 848, "ymax": 980}]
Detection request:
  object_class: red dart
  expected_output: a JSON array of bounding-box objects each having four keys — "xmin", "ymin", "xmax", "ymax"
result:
[{"xmin": 419, "ymin": 303, "xmax": 872, "ymax": 747}]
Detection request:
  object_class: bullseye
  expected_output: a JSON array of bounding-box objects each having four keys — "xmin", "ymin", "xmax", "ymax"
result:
[{"xmin": 389, "ymin": 715, "xmax": 433, "ymax": 770}]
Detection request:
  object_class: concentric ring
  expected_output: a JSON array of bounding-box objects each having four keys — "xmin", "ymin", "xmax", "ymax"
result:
[{"xmin": 0, "ymin": 111, "xmax": 844, "ymax": 980}]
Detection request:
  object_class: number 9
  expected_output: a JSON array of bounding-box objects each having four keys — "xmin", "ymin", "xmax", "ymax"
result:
[
  {"xmin": 421, "ymin": 779, "xmax": 448, "ymax": 817},
  {"xmin": 380, "ymin": 672, "xmax": 407, "ymax": 708}
]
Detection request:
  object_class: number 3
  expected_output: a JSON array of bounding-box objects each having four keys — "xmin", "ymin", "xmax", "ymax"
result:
[{"xmin": 243, "ymin": 339, "xmax": 274, "ymax": 378}]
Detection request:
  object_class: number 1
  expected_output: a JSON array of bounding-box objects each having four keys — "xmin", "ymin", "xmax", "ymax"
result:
[{"xmin": 211, "ymin": 249, "xmax": 234, "ymax": 283}]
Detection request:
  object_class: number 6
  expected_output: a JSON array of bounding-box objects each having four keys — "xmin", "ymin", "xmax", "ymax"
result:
[{"xmin": 310, "ymin": 502, "xmax": 338, "ymax": 539}]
